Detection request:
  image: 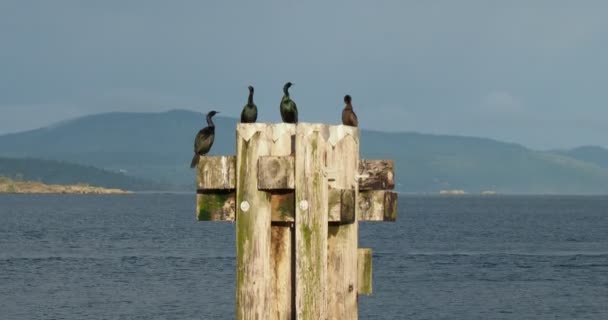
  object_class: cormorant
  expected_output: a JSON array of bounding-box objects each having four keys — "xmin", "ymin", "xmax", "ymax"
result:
[
  {"xmin": 240, "ymin": 85, "xmax": 257, "ymax": 123},
  {"xmin": 280, "ymin": 82, "xmax": 298, "ymax": 123},
  {"xmin": 342, "ymin": 94, "xmax": 358, "ymax": 127},
  {"xmin": 190, "ymin": 110, "xmax": 219, "ymax": 168}
]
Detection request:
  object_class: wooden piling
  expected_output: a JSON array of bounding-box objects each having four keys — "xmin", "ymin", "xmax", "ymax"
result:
[
  {"xmin": 235, "ymin": 124, "xmax": 273, "ymax": 320},
  {"xmin": 268, "ymin": 123, "xmax": 296, "ymax": 320},
  {"xmin": 295, "ymin": 124, "xmax": 329, "ymax": 320},
  {"xmin": 327, "ymin": 125, "xmax": 360, "ymax": 319},
  {"xmin": 196, "ymin": 122, "xmax": 398, "ymax": 320}
]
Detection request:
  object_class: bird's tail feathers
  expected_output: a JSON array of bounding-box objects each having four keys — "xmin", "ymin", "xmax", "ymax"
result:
[{"xmin": 190, "ymin": 154, "xmax": 200, "ymax": 168}]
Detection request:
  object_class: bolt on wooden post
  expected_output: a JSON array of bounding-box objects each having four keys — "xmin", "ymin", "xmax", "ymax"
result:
[{"xmin": 196, "ymin": 123, "xmax": 398, "ymax": 320}]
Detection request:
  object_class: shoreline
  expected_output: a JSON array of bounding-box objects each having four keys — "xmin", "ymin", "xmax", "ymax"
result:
[{"xmin": 0, "ymin": 177, "xmax": 130, "ymax": 194}]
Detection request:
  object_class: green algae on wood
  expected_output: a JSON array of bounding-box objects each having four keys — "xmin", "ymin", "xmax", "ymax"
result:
[
  {"xmin": 357, "ymin": 248, "xmax": 373, "ymax": 295},
  {"xmin": 326, "ymin": 125, "xmax": 360, "ymax": 319},
  {"xmin": 266, "ymin": 123, "xmax": 297, "ymax": 320},
  {"xmin": 328, "ymin": 188, "xmax": 356, "ymax": 223},
  {"xmin": 197, "ymin": 192, "xmax": 235, "ymax": 221},
  {"xmin": 294, "ymin": 124, "xmax": 329, "ymax": 319},
  {"xmin": 270, "ymin": 191, "xmax": 295, "ymax": 222},
  {"xmin": 235, "ymin": 124, "xmax": 273, "ymax": 320}
]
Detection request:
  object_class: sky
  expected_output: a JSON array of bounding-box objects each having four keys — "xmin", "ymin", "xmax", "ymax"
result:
[{"xmin": 1, "ymin": 0, "xmax": 607, "ymax": 149}]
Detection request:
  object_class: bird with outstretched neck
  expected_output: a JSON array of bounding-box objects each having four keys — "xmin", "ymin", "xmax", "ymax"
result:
[
  {"xmin": 280, "ymin": 82, "xmax": 298, "ymax": 123},
  {"xmin": 240, "ymin": 86, "xmax": 257, "ymax": 123},
  {"xmin": 190, "ymin": 110, "xmax": 219, "ymax": 168},
  {"xmin": 342, "ymin": 94, "xmax": 358, "ymax": 127}
]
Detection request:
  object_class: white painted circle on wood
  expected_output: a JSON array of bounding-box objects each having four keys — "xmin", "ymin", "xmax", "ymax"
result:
[
  {"xmin": 299, "ymin": 200, "xmax": 309, "ymax": 210},
  {"xmin": 240, "ymin": 201, "xmax": 250, "ymax": 212}
]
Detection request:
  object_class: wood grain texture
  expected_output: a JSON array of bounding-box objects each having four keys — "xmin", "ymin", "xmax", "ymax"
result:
[
  {"xmin": 235, "ymin": 124, "xmax": 272, "ymax": 320},
  {"xmin": 258, "ymin": 156, "xmax": 295, "ymax": 190},
  {"xmin": 358, "ymin": 159, "xmax": 394, "ymax": 190},
  {"xmin": 328, "ymin": 188, "xmax": 356, "ymax": 223},
  {"xmin": 194, "ymin": 122, "xmax": 398, "ymax": 319},
  {"xmin": 358, "ymin": 190, "xmax": 398, "ymax": 221},
  {"xmin": 197, "ymin": 156, "xmax": 236, "ymax": 190},
  {"xmin": 295, "ymin": 123, "xmax": 329, "ymax": 320},
  {"xmin": 270, "ymin": 191, "xmax": 295, "ymax": 222},
  {"xmin": 357, "ymin": 248, "xmax": 373, "ymax": 295},
  {"xmin": 196, "ymin": 191, "xmax": 235, "ymax": 221},
  {"xmin": 267, "ymin": 123, "xmax": 296, "ymax": 320},
  {"xmin": 326, "ymin": 125, "xmax": 360, "ymax": 320}
]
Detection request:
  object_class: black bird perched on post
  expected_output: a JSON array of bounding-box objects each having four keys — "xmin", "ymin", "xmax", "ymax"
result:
[
  {"xmin": 240, "ymin": 85, "xmax": 257, "ymax": 123},
  {"xmin": 280, "ymin": 82, "xmax": 298, "ymax": 123},
  {"xmin": 190, "ymin": 110, "xmax": 219, "ymax": 168},
  {"xmin": 342, "ymin": 94, "xmax": 358, "ymax": 127}
]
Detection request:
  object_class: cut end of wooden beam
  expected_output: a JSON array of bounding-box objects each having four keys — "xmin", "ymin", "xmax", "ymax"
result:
[
  {"xmin": 328, "ymin": 188, "xmax": 356, "ymax": 223},
  {"xmin": 384, "ymin": 191, "xmax": 398, "ymax": 221},
  {"xmin": 358, "ymin": 248, "xmax": 373, "ymax": 295},
  {"xmin": 197, "ymin": 156, "xmax": 236, "ymax": 190},
  {"xmin": 359, "ymin": 190, "xmax": 398, "ymax": 221},
  {"xmin": 358, "ymin": 159, "xmax": 395, "ymax": 190},
  {"xmin": 196, "ymin": 191, "xmax": 236, "ymax": 221},
  {"xmin": 258, "ymin": 156, "xmax": 295, "ymax": 190}
]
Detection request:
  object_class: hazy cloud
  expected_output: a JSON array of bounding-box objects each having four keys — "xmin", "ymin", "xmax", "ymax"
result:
[
  {"xmin": 0, "ymin": 1, "xmax": 607, "ymax": 148},
  {"xmin": 481, "ymin": 91, "xmax": 523, "ymax": 113}
]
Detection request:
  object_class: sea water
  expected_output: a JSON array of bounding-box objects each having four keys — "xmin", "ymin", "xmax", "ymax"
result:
[{"xmin": 1, "ymin": 194, "xmax": 607, "ymax": 319}]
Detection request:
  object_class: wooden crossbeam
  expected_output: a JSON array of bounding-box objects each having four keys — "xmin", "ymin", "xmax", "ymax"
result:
[
  {"xmin": 258, "ymin": 156, "xmax": 295, "ymax": 190},
  {"xmin": 328, "ymin": 188, "xmax": 356, "ymax": 223},
  {"xmin": 197, "ymin": 156, "xmax": 236, "ymax": 190},
  {"xmin": 358, "ymin": 160, "xmax": 394, "ymax": 190},
  {"xmin": 359, "ymin": 190, "xmax": 398, "ymax": 221},
  {"xmin": 197, "ymin": 156, "xmax": 397, "ymax": 222},
  {"xmin": 197, "ymin": 190, "xmax": 397, "ymax": 222},
  {"xmin": 195, "ymin": 156, "xmax": 395, "ymax": 192}
]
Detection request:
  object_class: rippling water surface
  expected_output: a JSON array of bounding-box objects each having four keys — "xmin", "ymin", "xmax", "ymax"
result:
[{"xmin": 1, "ymin": 194, "xmax": 607, "ymax": 319}]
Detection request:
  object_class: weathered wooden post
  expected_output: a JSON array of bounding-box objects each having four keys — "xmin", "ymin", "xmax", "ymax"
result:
[{"xmin": 196, "ymin": 122, "xmax": 397, "ymax": 320}]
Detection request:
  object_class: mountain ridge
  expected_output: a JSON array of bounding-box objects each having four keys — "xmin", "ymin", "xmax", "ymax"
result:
[
  {"xmin": 552, "ymin": 146, "xmax": 608, "ymax": 170},
  {"xmin": 0, "ymin": 157, "xmax": 166, "ymax": 191},
  {"xmin": 1, "ymin": 109, "xmax": 607, "ymax": 194}
]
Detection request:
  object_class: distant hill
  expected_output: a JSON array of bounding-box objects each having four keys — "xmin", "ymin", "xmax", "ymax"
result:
[
  {"xmin": 553, "ymin": 146, "xmax": 608, "ymax": 169},
  {"xmin": 0, "ymin": 110, "xmax": 234, "ymax": 187},
  {"xmin": 1, "ymin": 109, "xmax": 608, "ymax": 194},
  {"xmin": 0, "ymin": 157, "xmax": 165, "ymax": 191}
]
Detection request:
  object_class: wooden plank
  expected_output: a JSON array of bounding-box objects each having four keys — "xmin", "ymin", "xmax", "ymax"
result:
[
  {"xmin": 358, "ymin": 159, "xmax": 394, "ymax": 190},
  {"xmin": 196, "ymin": 191, "xmax": 235, "ymax": 221},
  {"xmin": 271, "ymin": 189, "xmax": 400, "ymax": 223},
  {"xmin": 357, "ymin": 248, "xmax": 373, "ymax": 295},
  {"xmin": 328, "ymin": 188, "xmax": 342, "ymax": 222},
  {"xmin": 258, "ymin": 156, "xmax": 295, "ymax": 190},
  {"xmin": 267, "ymin": 123, "xmax": 296, "ymax": 320},
  {"xmin": 358, "ymin": 190, "xmax": 398, "ymax": 221},
  {"xmin": 270, "ymin": 224, "xmax": 293, "ymax": 320},
  {"xmin": 328, "ymin": 188, "xmax": 356, "ymax": 223},
  {"xmin": 235, "ymin": 123, "xmax": 272, "ymax": 320},
  {"xmin": 295, "ymin": 123, "xmax": 329, "ymax": 320},
  {"xmin": 197, "ymin": 155, "xmax": 236, "ymax": 190},
  {"xmin": 270, "ymin": 191, "xmax": 295, "ymax": 222},
  {"xmin": 384, "ymin": 191, "xmax": 398, "ymax": 221},
  {"xmin": 326, "ymin": 125, "xmax": 359, "ymax": 320}
]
